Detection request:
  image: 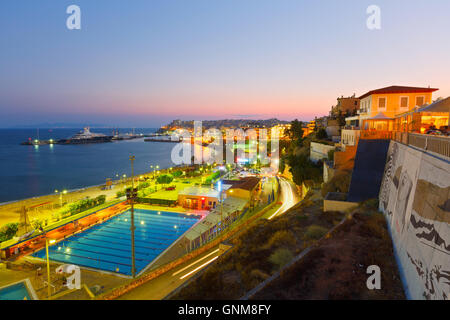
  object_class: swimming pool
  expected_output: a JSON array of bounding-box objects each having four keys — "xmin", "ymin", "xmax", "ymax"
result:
[
  {"xmin": 0, "ymin": 282, "xmax": 32, "ymax": 300},
  {"xmin": 32, "ymin": 209, "xmax": 200, "ymax": 276}
]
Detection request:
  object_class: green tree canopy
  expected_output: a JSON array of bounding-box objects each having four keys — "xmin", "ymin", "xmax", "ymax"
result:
[
  {"xmin": 157, "ymin": 174, "xmax": 174, "ymax": 185},
  {"xmin": 285, "ymin": 119, "xmax": 304, "ymax": 142}
]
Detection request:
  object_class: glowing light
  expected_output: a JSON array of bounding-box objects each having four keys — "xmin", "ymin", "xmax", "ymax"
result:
[
  {"xmin": 49, "ymin": 239, "xmax": 56, "ymax": 244},
  {"xmin": 140, "ymin": 221, "xmax": 145, "ymax": 225},
  {"xmin": 172, "ymin": 249, "xmax": 220, "ymax": 276},
  {"xmin": 179, "ymin": 255, "xmax": 219, "ymax": 280}
]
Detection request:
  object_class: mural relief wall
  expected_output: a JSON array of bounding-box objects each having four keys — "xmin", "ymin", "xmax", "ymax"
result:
[{"xmin": 379, "ymin": 141, "xmax": 450, "ymax": 300}]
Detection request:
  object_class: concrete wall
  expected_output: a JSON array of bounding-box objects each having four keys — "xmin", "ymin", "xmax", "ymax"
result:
[
  {"xmin": 310, "ymin": 142, "xmax": 335, "ymax": 163},
  {"xmin": 323, "ymin": 192, "xmax": 358, "ymax": 212},
  {"xmin": 326, "ymin": 125, "xmax": 340, "ymax": 138},
  {"xmin": 323, "ymin": 199, "xmax": 358, "ymax": 212},
  {"xmin": 323, "ymin": 161, "xmax": 335, "ymax": 183},
  {"xmin": 379, "ymin": 141, "xmax": 450, "ymax": 300}
]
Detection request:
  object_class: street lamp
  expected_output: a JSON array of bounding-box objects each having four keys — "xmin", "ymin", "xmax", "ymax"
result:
[
  {"xmin": 54, "ymin": 189, "xmax": 67, "ymax": 207},
  {"xmin": 45, "ymin": 238, "xmax": 56, "ymax": 298},
  {"xmin": 150, "ymin": 164, "xmax": 159, "ymax": 179},
  {"xmin": 129, "ymin": 155, "xmax": 137, "ymax": 278}
]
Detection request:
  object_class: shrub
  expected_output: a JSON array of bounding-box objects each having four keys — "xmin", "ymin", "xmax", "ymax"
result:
[
  {"xmin": 173, "ymin": 170, "xmax": 183, "ymax": 178},
  {"xmin": 304, "ymin": 225, "xmax": 328, "ymax": 240},
  {"xmin": 96, "ymin": 195, "xmax": 107, "ymax": 205},
  {"xmin": 321, "ymin": 171, "xmax": 352, "ymax": 197},
  {"xmin": 269, "ymin": 248, "xmax": 294, "ymax": 271},
  {"xmin": 265, "ymin": 230, "xmax": 296, "ymax": 249},
  {"xmin": 116, "ymin": 190, "xmax": 125, "ymax": 198},
  {"xmin": 32, "ymin": 219, "xmax": 44, "ymax": 231},
  {"xmin": 138, "ymin": 182, "xmax": 150, "ymax": 190},
  {"xmin": 316, "ymin": 128, "xmax": 328, "ymax": 140},
  {"xmin": 360, "ymin": 198, "xmax": 379, "ymax": 210},
  {"xmin": 157, "ymin": 174, "xmax": 174, "ymax": 185},
  {"xmin": 0, "ymin": 223, "xmax": 19, "ymax": 242},
  {"xmin": 328, "ymin": 149, "xmax": 335, "ymax": 161}
]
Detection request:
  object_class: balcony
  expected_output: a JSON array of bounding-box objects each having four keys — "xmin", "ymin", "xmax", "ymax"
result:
[{"xmin": 341, "ymin": 129, "xmax": 361, "ymax": 146}]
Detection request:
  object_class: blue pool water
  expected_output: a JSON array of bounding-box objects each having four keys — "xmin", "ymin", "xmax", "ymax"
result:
[
  {"xmin": 32, "ymin": 209, "xmax": 200, "ymax": 276},
  {"xmin": 0, "ymin": 282, "xmax": 32, "ymax": 300}
]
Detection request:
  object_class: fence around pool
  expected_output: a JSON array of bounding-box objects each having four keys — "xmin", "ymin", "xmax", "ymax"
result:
[{"xmin": 32, "ymin": 209, "xmax": 200, "ymax": 276}]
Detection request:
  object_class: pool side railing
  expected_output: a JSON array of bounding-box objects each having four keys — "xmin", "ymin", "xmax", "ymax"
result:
[{"xmin": 1, "ymin": 200, "xmax": 129, "ymax": 260}]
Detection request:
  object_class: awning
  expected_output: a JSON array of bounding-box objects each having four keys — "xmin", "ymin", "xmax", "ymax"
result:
[
  {"xmin": 367, "ymin": 112, "xmax": 394, "ymax": 121},
  {"xmin": 419, "ymin": 97, "xmax": 450, "ymax": 113}
]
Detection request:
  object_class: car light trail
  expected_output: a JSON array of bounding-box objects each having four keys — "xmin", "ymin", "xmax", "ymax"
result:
[
  {"xmin": 172, "ymin": 249, "xmax": 220, "ymax": 276},
  {"xmin": 179, "ymin": 255, "xmax": 219, "ymax": 280},
  {"xmin": 268, "ymin": 178, "xmax": 296, "ymax": 220}
]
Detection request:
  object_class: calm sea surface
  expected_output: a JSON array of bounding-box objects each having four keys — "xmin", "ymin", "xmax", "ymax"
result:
[{"xmin": 0, "ymin": 128, "xmax": 178, "ymax": 203}]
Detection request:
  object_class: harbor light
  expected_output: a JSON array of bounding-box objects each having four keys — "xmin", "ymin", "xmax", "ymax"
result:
[{"xmin": 140, "ymin": 221, "xmax": 145, "ymax": 225}]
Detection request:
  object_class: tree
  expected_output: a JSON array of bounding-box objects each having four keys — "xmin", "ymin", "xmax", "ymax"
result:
[
  {"xmin": 285, "ymin": 119, "xmax": 304, "ymax": 143},
  {"xmin": 157, "ymin": 174, "xmax": 174, "ymax": 186},
  {"xmin": 287, "ymin": 153, "xmax": 322, "ymax": 185},
  {"xmin": 316, "ymin": 128, "xmax": 328, "ymax": 140}
]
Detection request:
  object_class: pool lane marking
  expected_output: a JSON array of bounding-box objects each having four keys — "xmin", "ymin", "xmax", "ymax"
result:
[
  {"xmin": 172, "ymin": 249, "xmax": 220, "ymax": 276},
  {"xmin": 179, "ymin": 255, "xmax": 219, "ymax": 280}
]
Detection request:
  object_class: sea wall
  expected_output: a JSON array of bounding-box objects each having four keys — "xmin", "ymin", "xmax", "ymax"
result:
[{"xmin": 379, "ymin": 141, "xmax": 450, "ymax": 300}]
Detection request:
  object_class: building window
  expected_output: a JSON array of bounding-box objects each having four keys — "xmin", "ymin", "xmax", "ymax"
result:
[
  {"xmin": 400, "ymin": 97, "xmax": 409, "ymax": 109},
  {"xmin": 378, "ymin": 97, "xmax": 386, "ymax": 109},
  {"xmin": 416, "ymin": 96, "xmax": 425, "ymax": 106}
]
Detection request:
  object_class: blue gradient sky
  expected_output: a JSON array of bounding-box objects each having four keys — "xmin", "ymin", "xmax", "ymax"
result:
[{"xmin": 1, "ymin": 0, "xmax": 449, "ymax": 127}]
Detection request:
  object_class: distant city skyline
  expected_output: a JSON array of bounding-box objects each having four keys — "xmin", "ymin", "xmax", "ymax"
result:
[{"xmin": 1, "ymin": 0, "xmax": 450, "ymax": 127}]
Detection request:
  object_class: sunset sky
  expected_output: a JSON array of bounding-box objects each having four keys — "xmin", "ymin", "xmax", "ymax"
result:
[{"xmin": 1, "ymin": 0, "xmax": 449, "ymax": 127}]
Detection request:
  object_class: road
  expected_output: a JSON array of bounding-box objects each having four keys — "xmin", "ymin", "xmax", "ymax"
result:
[
  {"xmin": 118, "ymin": 245, "xmax": 223, "ymax": 300},
  {"xmin": 267, "ymin": 177, "xmax": 299, "ymax": 220}
]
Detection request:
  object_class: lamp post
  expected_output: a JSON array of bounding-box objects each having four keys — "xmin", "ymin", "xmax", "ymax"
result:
[
  {"xmin": 45, "ymin": 237, "xmax": 56, "ymax": 298},
  {"xmin": 129, "ymin": 156, "xmax": 137, "ymax": 278},
  {"xmin": 218, "ymin": 181, "xmax": 225, "ymax": 234},
  {"xmin": 150, "ymin": 164, "xmax": 159, "ymax": 179},
  {"xmin": 54, "ymin": 189, "xmax": 67, "ymax": 207}
]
